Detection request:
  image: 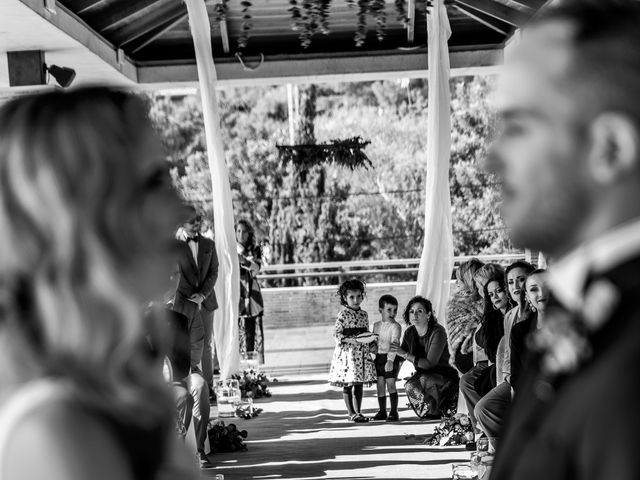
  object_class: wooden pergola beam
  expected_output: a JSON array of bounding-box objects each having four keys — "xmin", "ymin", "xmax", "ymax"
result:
[
  {"xmin": 454, "ymin": 3, "xmax": 510, "ymax": 35},
  {"xmin": 137, "ymin": 48, "xmax": 503, "ymax": 86},
  {"xmin": 129, "ymin": 15, "xmax": 189, "ymax": 54},
  {"xmin": 111, "ymin": 2, "xmax": 187, "ymax": 46},
  {"xmin": 89, "ymin": 0, "xmax": 162, "ymax": 32},
  {"xmin": 17, "ymin": 0, "xmax": 138, "ymax": 82},
  {"xmin": 508, "ymin": 0, "xmax": 546, "ymax": 9},
  {"xmin": 453, "ymin": 0, "xmax": 530, "ymax": 27},
  {"xmin": 63, "ymin": 0, "xmax": 103, "ymax": 15}
]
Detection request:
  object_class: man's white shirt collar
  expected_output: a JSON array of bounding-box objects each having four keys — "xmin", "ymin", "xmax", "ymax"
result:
[{"xmin": 548, "ymin": 217, "xmax": 640, "ymax": 312}]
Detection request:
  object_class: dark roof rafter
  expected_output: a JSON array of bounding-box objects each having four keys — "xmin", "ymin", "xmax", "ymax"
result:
[
  {"xmin": 453, "ymin": 3, "xmax": 510, "ymax": 35},
  {"xmin": 110, "ymin": 1, "xmax": 187, "ymax": 46},
  {"xmin": 88, "ymin": 0, "xmax": 163, "ymax": 32},
  {"xmin": 62, "ymin": 0, "xmax": 104, "ymax": 15},
  {"xmin": 129, "ymin": 15, "xmax": 189, "ymax": 54},
  {"xmin": 453, "ymin": 0, "xmax": 530, "ymax": 27}
]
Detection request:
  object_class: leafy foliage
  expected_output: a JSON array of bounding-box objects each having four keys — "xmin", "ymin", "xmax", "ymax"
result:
[{"xmin": 277, "ymin": 137, "xmax": 372, "ymax": 171}]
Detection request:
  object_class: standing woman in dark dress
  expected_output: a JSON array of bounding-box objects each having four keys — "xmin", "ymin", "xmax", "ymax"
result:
[
  {"xmin": 390, "ymin": 296, "xmax": 458, "ymax": 419},
  {"xmin": 236, "ymin": 219, "xmax": 265, "ymax": 364}
]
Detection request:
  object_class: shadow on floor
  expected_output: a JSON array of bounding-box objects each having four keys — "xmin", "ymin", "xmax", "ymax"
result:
[{"xmin": 202, "ymin": 376, "xmax": 464, "ymax": 479}]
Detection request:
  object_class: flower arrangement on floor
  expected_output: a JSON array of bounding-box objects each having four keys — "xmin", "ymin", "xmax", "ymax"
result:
[
  {"xmin": 207, "ymin": 420, "xmax": 249, "ymax": 453},
  {"xmin": 235, "ymin": 402, "xmax": 264, "ymax": 419},
  {"xmin": 231, "ymin": 369, "xmax": 273, "ymax": 399},
  {"xmin": 427, "ymin": 413, "xmax": 475, "ymax": 446}
]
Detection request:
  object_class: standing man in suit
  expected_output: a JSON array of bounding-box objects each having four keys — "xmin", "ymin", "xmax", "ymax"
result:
[
  {"xmin": 486, "ymin": 1, "xmax": 640, "ymax": 479},
  {"xmin": 173, "ymin": 214, "xmax": 219, "ymax": 397}
]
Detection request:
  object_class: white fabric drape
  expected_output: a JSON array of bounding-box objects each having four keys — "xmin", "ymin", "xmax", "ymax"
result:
[
  {"xmin": 416, "ymin": 0, "xmax": 454, "ymax": 322},
  {"xmin": 185, "ymin": 0, "xmax": 240, "ymax": 379}
]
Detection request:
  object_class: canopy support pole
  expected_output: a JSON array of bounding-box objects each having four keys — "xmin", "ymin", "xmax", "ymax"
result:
[{"xmin": 415, "ymin": 0, "xmax": 454, "ymax": 322}]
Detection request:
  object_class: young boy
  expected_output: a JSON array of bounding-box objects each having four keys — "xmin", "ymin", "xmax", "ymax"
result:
[{"xmin": 372, "ymin": 294, "xmax": 403, "ymax": 421}]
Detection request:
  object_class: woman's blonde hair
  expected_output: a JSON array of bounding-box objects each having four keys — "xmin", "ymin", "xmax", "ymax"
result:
[
  {"xmin": 0, "ymin": 87, "xmax": 184, "ymax": 429},
  {"xmin": 473, "ymin": 263, "xmax": 505, "ymax": 294},
  {"xmin": 455, "ymin": 258, "xmax": 484, "ymax": 298}
]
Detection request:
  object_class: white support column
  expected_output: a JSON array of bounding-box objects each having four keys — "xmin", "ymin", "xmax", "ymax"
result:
[
  {"xmin": 185, "ymin": 0, "xmax": 240, "ymax": 379},
  {"xmin": 415, "ymin": 0, "xmax": 454, "ymax": 322}
]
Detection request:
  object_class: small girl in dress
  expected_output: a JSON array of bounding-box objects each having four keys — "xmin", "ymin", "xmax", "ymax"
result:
[
  {"xmin": 372, "ymin": 295, "xmax": 403, "ymax": 421},
  {"xmin": 328, "ymin": 279, "xmax": 377, "ymax": 423}
]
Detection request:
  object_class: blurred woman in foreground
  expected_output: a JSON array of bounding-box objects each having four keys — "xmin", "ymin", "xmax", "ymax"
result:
[{"xmin": 0, "ymin": 88, "xmax": 193, "ymax": 480}]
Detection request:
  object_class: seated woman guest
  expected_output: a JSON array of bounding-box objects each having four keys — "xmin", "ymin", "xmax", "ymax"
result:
[
  {"xmin": 475, "ymin": 273, "xmax": 511, "ymax": 384},
  {"xmin": 390, "ymin": 296, "xmax": 458, "ymax": 419},
  {"xmin": 476, "ymin": 268, "xmax": 547, "ymax": 453},
  {"xmin": 475, "ymin": 261, "xmax": 534, "ymax": 450},
  {"xmin": 0, "ymin": 88, "xmax": 195, "ymax": 479},
  {"xmin": 460, "ymin": 263, "xmax": 505, "ymax": 430},
  {"xmin": 446, "ymin": 258, "xmax": 484, "ymax": 373},
  {"xmin": 509, "ymin": 269, "xmax": 549, "ymax": 394},
  {"xmin": 496, "ymin": 261, "xmax": 535, "ymax": 384}
]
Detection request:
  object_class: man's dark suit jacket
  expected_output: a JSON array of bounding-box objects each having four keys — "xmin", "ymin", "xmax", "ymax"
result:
[
  {"xmin": 174, "ymin": 234, "xmax": 219, "ymax": 312},
  {"xmin": 491, "ymin": 255, "xmax": 640, "ymax": 480}
]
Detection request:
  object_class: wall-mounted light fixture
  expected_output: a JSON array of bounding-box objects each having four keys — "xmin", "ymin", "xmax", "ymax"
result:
[{"xmin": 44, "ymin": 64, "xmax": 76, "ymax": 88}]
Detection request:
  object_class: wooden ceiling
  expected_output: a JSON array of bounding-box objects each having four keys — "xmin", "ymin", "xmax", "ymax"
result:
[
  {"xmin": 56, "ymin": 0, "xmax": 545, "ymax": 63},
  {"xmin": 4, "ymin": 0, "xmax": 547, "ymax": 86}
]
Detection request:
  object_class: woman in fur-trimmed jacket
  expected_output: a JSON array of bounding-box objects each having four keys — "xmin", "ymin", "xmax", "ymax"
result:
[{"xmin": 445, "ymin": 259, "xmax": 484, "ymax": 373}]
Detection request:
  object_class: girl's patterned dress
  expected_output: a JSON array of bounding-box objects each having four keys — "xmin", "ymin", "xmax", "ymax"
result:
[{"xmin": 328, "ymin": 307, "xmax": 376, "ymax": 386}]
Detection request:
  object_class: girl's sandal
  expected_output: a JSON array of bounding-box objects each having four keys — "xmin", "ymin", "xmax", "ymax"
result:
[{"xmin": 352, "ymin": 413, "xmax": 369, "ymax": 423}]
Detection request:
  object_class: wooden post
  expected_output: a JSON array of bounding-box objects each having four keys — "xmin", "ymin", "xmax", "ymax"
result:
[
  {"xmin": 287, "ymin": 84, "xmax": 296, "ymax": 144},
  {"xmin": 407, "ymin": 0, "xmax": 416, "ymax": 44},
  {"xmin": 220, "ymin": 18, "xmax": 230, "ymax": 54}
]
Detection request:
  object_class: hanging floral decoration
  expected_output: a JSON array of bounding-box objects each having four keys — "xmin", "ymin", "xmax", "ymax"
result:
[
  {"xmin": 213, "ymin": 0, "xmax": 229, "ymax": 22},
  {"xmin": 394, "ymin": 0, "xmax": 408, "ymax": 25},
  {"xmin": 354, "ymin": 0, "xmax": 387, "ymax": 45},
  {"xmin": 228, "ymin": 0, "xmax": 436, "ymax": 52},
  {"xmin": 290, "ymin": 0, "xmax": 332, "ymax": 48},
  {"xmin": 277, "ymin": 136, "xmax": 373, "ymax": 171},
  {"xmin": 238, "ymin": 0, "xmax": 253, "ymax": 50}
]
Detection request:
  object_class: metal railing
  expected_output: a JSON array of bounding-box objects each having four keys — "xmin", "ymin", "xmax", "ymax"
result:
[{"xmin": 257, "ymin": 253, "xmax": 526, "ymax": 284}]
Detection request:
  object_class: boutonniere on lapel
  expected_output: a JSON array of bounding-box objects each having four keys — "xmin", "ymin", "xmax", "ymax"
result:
[{"xmin": 531, "ymin": 279, "xmax": 620, "ymax": 377}]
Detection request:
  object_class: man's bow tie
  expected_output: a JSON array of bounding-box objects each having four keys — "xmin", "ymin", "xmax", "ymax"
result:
[{"xmin": 186, "ymin": 236, "xmax": 197, "ymax": 243}]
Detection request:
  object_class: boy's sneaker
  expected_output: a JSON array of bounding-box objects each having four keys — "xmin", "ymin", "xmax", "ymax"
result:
[
  {"xmin": 372, "ymin": 410, "xmax": 388, "ymax": 421},
  {"xmin": 386, "ymin": 412, "xmax": 399, "ymax": 422}
]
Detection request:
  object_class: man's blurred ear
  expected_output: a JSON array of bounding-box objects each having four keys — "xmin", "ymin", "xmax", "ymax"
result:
[{"xmin": 587, "ymin": 112, "xmax": 640, "ymax": 184}]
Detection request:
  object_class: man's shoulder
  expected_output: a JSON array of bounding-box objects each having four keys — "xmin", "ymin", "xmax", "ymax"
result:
[{"xmin": 199, "ymin": 235, "xmax": 215, "ymax": 247}]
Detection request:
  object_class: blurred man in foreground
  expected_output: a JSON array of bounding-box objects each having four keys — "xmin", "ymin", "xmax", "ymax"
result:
[{"xmin": 487, "ymin": 1, "xmax": 640, "ymax": 478}]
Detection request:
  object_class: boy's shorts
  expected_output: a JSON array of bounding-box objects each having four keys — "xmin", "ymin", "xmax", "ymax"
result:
[{"xmin": 374, "ymin": 353, "xmax": 401, "ymax": 378}]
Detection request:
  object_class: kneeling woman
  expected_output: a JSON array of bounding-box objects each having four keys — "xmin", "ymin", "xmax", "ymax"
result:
[{"xmin": 390, "ymin": 296, "xmax": 459, "ymax": 419}]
